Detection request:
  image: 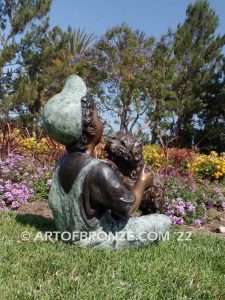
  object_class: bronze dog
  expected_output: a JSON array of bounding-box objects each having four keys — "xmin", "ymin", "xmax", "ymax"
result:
[{"xmin": 105, "ymin": 133, "xmax": 165, "ymax": 215}]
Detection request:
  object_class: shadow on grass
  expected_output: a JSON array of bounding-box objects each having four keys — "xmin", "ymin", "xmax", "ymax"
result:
[{"xmin": 16, "ymin": 214, "xmax": 56, "ymax": 232}]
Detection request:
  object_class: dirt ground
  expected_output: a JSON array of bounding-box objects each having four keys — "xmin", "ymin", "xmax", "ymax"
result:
[
  {"xmin": 17, "ymin": 200, "xmax": 225, "ymax": 238},
  {"xmin": 18, "ymin": 200, "xmax": 53, "ymax": 219}
]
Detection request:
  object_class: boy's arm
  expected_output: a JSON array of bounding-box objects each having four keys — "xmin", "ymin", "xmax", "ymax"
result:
[
  {"xmin": 89, "ymin": 163, "xmax": 153, "ymax": 218},
  {"xmin": 129, "ymin": 165, "xmax": 154, "ymax": 214}
]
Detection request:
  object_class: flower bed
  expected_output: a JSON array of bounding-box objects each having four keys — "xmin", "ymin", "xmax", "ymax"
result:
[
  {"xmin": 188, "ymin": 151, "xmax": 225, "ymax": 180},
  {"xmin": 164, "ymin": 176, "xmax": 225, "ymax": 226},
  {"xmin": 1, "ymin": 126, "xmax": 225, "ymax": 228},
  {"xmin": 143, "ymin": 145, "xmax": 225, "ymax": 181},
  {"xmin": 0, "ymin": 124, "xmax": 65, "ymax": 159},
  {"xmin": 0, "ymin": 153, "xmax": 53, "ymax": 211}
]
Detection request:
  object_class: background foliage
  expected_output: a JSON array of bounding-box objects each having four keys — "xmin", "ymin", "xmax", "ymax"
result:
[{"xmin": 0, "ymin": 0, "xmax": 225, "ymax": 151}]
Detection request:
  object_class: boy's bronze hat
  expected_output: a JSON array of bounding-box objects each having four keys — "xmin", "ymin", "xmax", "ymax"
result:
[{"xmin": 42, "ymin": 75, "xmax": 87, "ymax": 145}]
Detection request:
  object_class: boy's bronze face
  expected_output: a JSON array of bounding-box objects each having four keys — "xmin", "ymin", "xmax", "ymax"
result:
[{"xmin": 92, "ymin": 107, "xmax": 104, "ymax": 145}]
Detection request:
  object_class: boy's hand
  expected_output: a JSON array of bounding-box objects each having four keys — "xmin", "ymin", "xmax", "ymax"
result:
[{"xmin": 139, "ymin": 164, "xmax": 154, "ymax": 188}]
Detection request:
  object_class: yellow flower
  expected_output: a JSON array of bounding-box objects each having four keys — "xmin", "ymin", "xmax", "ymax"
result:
[{"xmin": 210, "ymin": 151, "xmax": 218, "ymax": 157}]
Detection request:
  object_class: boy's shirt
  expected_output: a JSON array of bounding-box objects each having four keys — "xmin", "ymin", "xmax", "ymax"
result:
[{"xmin": 58, "ymin": 152, "xmax": 135, "ymax": 227}]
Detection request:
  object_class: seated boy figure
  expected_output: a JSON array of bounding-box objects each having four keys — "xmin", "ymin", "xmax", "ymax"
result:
[{"xmin": 42, "ymin": 75, "xmax": 171, "ymax": 249}]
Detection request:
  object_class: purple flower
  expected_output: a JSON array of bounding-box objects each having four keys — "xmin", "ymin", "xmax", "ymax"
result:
[
  {"xmin": 221, "ymin": 202, "xmax": 225, "ymax": 209},
  {"xmin": 1, "ymin": 166, "xmax": 10, "ymax": 174},
  {"xmin": 71, "ymin": 54, "xmax": 81, "ymax": 65},
  {"xmin": 186, "ymin": 202, "xmax": 195, "ymax": 212},
  {"xmin": 184, "ymin": 56, "xmax": 191, "ymax": 65},
  {"xmin": 169, "ymin": 216, "xmax": 178, "ymax": 224},
  {"xmin": 169, "ymin": 215, "xmax": 184, "ymax": 225},
  {"xmin": 144, "ymin": 61, "xmax": 152, "ymax": 70},
  {"xmin": 47, "ymin": 179, "xmax": 53, "ymax": 186},
  {"xmin": 4, "ymin": 192, "xmax": 14, "ymax": 201},
  {"xmin": 11, "ymin": 188, "xmax": 19, "ymax": 196},
  {"xmin": 177, "ymin": 206, "xmax": 185, "ymax": 215},
  {"xmin": 207, "ymin": 201, "xmax": 215, "ymax": 208},
  {"xmin": 0, "ymin": 153, "xmax": 53, "ymax": 210},
  {"xmin": 71, "ymin": 53, "xmax": 87, "ymax": 65},
  {"xmin": 142, "ymin": 48, "xmax": 153, "ymax": 58},
  {"xmin": 166, "ymin": 209, "xmax": 174, "ymax": 217},
  {"xmin": 176, "ymin": 217, "xmax": 185, "ymax": 225},
  {"xmin": 11, "ymin": 201, "xmax": 19, "ymax": 209},
  {"xmin": 194, "ymin": 219, "xmax": 202, "ymax": 227},
  {"xmin": 5, "ymin": 183, "xmax": 12, "ymax": 191}
]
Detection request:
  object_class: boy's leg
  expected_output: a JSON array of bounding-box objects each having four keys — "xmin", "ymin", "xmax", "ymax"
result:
[
  {"xmin": 112, "ymin": 214, "xmax": 172, "ymax": 249},
  {"xmin": 74, "ymin": 213, "xmax": 171, "ymax": 249}
]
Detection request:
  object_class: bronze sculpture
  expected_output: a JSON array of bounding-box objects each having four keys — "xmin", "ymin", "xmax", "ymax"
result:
[{"xmin": 42, "ymin": 75, "xmax": 171, "ymax": 249}]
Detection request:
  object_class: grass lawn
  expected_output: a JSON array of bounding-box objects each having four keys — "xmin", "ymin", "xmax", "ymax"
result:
[{"xmin": 0, "ymin": 212, "xmax": 224, "ymax": 300}]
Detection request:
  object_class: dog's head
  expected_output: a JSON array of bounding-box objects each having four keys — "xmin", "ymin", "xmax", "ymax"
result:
[{"xmin": 105, "ymin": 133, "xmax": 144, "ymax": 178}]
